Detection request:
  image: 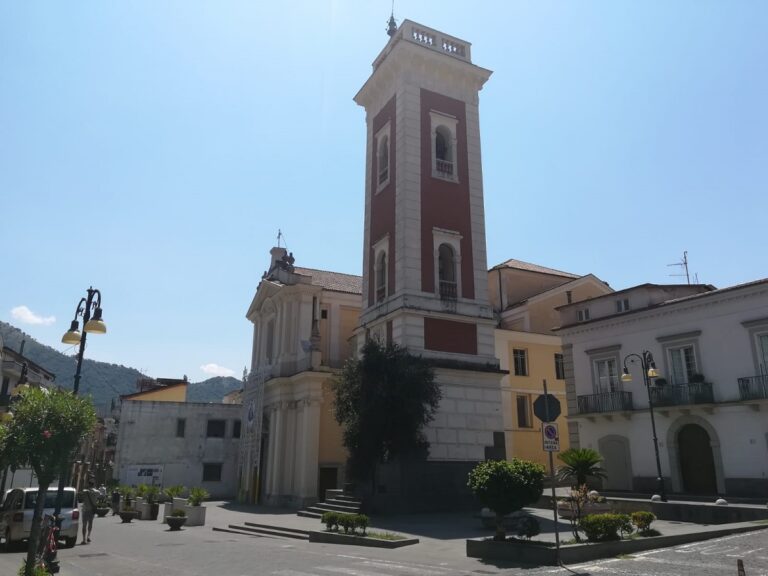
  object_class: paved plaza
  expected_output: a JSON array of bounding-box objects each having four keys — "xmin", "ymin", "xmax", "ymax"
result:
[{"xmin": 1, "ymin": 503, "xmax": 766, "ymax": 576}]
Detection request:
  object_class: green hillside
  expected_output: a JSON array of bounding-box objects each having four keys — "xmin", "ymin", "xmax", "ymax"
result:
[{"xmin": 0, "ymin": 321, "xmax": 242, "ymax": 412}]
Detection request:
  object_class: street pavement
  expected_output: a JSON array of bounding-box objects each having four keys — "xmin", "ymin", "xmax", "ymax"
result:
[{"xmin": 0, "ymin": 502, "xmax": 765, "ymax": 575}]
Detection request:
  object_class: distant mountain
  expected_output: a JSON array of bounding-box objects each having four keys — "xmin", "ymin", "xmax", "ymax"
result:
[{"xmin": 0, "ymin": 321, "xmax": 242, "ymax": 411}]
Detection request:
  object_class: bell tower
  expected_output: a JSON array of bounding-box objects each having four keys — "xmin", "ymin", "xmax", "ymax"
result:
[
  {"xmin": 354, "ymin": 21, "xmax": 504, "ymax": 508},
  {"xmin": 355, "ymin": 20, "xmax": 496, "ymax": 366}
]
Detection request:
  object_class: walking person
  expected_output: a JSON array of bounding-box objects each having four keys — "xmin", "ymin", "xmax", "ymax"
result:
[{"xmin": 79, "ymin": 480, "xmax": 99, "ymax": 544}]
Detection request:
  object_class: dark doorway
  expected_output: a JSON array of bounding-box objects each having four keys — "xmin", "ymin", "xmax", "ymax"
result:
[
  {"xmin": 678, "ymin": 423, "xmax": 717, "ymax": 495},
  {"xmin": 318, "ymin": 467, "xmax": 338, "ymax": 502}
]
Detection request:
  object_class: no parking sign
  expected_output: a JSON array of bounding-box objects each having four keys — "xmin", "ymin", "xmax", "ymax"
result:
[{"xmin": 542, "ymin": 422, "xmax": 560, "ymax": 452}]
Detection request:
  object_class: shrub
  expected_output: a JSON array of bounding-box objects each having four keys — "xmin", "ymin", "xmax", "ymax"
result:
[
  {"xmin": 339, "ymin": 513, "xmax": 356, "ymax": 534},
  {"xmin": 354, "ymin": 514, "xmax": 369, "ymax": 535},
  {"xmin": 135, "ymin": 483, "xmax": 149, "ymax": 498},
  {"xmin": 556, "ymin": 448, "xmax": 607, "ymax": 487},
  {"xmin": 187, "ymin": 487, "xmax": 209, "ymax": 506},
  {"xmin": 580, "ymin": 513, "xmax": 632, "ymax": 542},
  {"xmin": 321, "ymin": 511, "xmax": 339, "ymax": 531},
  {"xmin": 467, "ymin": 459, "xmax": 545, "ymax": 541},
  {"xmin": 516, "ymin": 515, "xmax": 540, "ymax": 540},
  {"xmin": 631, "ymin": 511, "xmax": 656, "ymax": 533},
  {"xmin": 170, "ymin": 509, "xmax": 187, "ymax": 517},
  {"xmin": 164, "ymin": 485, "xmax": 186, "ymax": 500}
]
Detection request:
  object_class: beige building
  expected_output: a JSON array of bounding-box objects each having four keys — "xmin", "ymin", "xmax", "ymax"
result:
[
  {"xmin": 240, "ymin": 248, "xmax": 361, "ymax": 506},
  {"xmin": 489, "ymin": 259, "xmax": 612, "ymax": 467}
]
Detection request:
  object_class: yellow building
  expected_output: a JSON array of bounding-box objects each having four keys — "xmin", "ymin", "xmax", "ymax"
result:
[
  {"xmin": 489, "ymin": 259, "xmax": 612, "ymax": 467},
  {"xmin": 120, "ymin": 377, "xmax": 188, "ymax": 402}
]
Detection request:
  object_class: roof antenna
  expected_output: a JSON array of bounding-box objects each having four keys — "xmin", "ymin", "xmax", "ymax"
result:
[
  {"xmin": 387, "ymin": 0, "xmax": 397, "ymax": 37},
  {"xmin": 277, "ymin": 229, "xmax": 283, "ymax": 248},
  {"xmin": 667, "ymin": 251, "xmax": 693, "ymax": 284}
]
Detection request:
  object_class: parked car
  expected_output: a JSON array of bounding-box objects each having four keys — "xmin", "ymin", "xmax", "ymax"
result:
[{"xmin": 0, "ymin": 487, "xmax": 79, "ymax": 549}]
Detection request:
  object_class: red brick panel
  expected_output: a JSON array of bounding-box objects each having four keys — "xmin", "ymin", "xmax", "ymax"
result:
[{"xmin": 424, "ymin": 318, "xmax": 477, "ymax": 355}]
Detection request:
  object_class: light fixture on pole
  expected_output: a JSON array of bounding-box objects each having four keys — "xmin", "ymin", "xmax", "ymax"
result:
[
  {"xmin": 622, "ymin": 350, "xmax": 667, "ymax": 502},
  {"xmin": 50, "ymin": 287, "xmax": 106, "ymax": 569}
]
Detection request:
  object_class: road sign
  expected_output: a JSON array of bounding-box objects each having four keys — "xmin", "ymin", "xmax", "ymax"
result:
[
  {"xmin": 533, "ymin": 393, "xmax": 561, "ymax": 422},
  {"xmin": 542, "ymin": 422, "xmax": 560, "ymax": 452}
]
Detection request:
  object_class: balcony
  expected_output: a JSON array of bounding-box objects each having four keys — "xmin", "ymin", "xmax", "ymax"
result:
[
  {"xmin": 439, "ymin": 280, "xmax": 457, "ymax": 301},
  {"xmin": 649, "ymin": 382, "xmax": 714, "ymax": 407},
  {"xmin": 738, "ymin": 375, "xmax": 768, "ymax": 401},
  {"xmin": 436, "ymin": 159, "xmax": 454, "ymax": 178},
  {"xmin": 577, "ymin": 391, "xmax": 634, "ymax": 414}
]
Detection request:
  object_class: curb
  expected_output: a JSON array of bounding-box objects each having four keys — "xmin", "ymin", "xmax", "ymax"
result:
[
  {"xmin": 309, "ymin": 530, "xmax": 419, "ymax": 548},
  {"xmin": 467, "ymin": 522, "xmax": 768, "ymax": 565}
]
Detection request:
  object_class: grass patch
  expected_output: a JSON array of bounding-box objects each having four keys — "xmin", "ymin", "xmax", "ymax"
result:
[
  {"xmin": 752, "ymin": 519, "xmax": 768, "ymax": 525},
  {"xmin": 365, "ymin": 530, "xmax": 407, "ymax": 541},
  {"xmin": 616, "ymin": 553, "xmax": 635, "ymax": 559}
]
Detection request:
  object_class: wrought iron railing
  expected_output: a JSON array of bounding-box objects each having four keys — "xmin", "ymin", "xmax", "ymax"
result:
[
  {"xmin": 577, "ymin": 391, "xmax": 634, "ymax": 414},
  {"xmin": 737, "ymin": 375, "xmax": 768, "ymax": 401},
  {"xmin": 378, "ymin": 166, "xmax": 388, "ymax": 185},
  {"xmin": 649, "ymin": 382, "xmax": 714, "ymax": 407},
  {"xmin": 439, "ymin": 280, "xmax": 457, "ymax": 301}
]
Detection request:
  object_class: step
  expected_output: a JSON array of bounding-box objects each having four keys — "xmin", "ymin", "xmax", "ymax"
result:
[
  {"xmin": 212, "ymin": 526, "xmax": 275, "ymax": 538},
  {"xmin": 325, "ymin": 489, "xmax": 345, "ymax": 500},
  {"xmin": 310, "ymin": 502, "xmax": 361, "ymax": 513},
  {"xmin": 297, "ymin": 510, "xmax": 322, "ymax": 519},
  {"xmin": 243, "ymin": 522, "xmax": 312, "ymax": 537},
  {"xmin": 229, "ymin": 523, "xmax": 309, "ymax": 540},
  {"xmin": 328, "ymin": 495, "xmax": 362, "ymax": 505}
]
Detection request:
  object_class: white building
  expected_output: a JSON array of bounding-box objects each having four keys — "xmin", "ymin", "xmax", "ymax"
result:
[
  {"xmin": 557, "ymin": 279, "xmax": 768, "ymax": 498},
  {"xmin": 115, "ymin": 399, "xmax": 241, "ymax": 498}
]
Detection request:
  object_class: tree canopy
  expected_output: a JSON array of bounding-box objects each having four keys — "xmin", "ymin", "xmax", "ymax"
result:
[
  {"xmin": 467, "ymin": 459, "xmax": 546, "ymax": 540},
  {"xmin": 333, "ymin": 339, "xmax": 441, "ymax": 481}
]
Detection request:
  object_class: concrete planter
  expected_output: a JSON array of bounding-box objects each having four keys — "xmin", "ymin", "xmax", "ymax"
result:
[
  {"xmin": 557, "ymin": 500, "xmax": 612, "ymax": 519},
  {"xmin": 138, "ymin": 502, "xmax": 153, "ymax": 520},
  {"xmin": 173, "ymin": 497, "xmax": 187, "ymax": 509},
  {"xmin": 162, "ymin": 502, "xmax": 173, "ymax": 522},
  {"xmin": 309, "ymin": 531, "xmax": 418, "ymax": 548},
  {"xmin": 467, "ymin": 524, "xmax": 768, "ymax": 565},
  {"xmin": 183, "ymin": 505, "xmax": 206, "ymax": 527}
]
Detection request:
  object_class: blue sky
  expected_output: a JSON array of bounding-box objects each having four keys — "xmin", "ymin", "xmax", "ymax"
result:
[{"xmin": 2, "ymin": 1, "xmax": 766, "ymax": 380}]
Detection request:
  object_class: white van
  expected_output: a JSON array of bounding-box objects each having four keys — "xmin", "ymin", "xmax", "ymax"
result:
[{"xmin": 0, "ymin": 487, "xmax": 79, "ymax": 549}]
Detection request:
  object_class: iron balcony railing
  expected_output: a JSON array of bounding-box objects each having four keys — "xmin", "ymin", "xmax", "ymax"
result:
[
  {"xmin": 439, "ymin": 280, "xmax": 457, "ymax": 301},
  {"xmin": 577, "ymin": 391, "xmax": 634, "ymax": 414},
  {"xmin": 737, "ymin": 375, "xmax": 768, "ymax": 401},
  {"xmin": 649, "ymin": 382, "xmax": 714, "ymax": 407}
]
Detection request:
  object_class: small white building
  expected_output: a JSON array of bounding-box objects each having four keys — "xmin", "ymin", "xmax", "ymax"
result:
[
  {"xmin": 115, "ymin": 399, "xmax": 241, "ymax": 498},
  {"xmin": 556, "ymin": 279, "xmax": 768, "ymax": 498}
]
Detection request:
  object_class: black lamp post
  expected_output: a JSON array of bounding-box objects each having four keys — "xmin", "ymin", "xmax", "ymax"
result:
[
  {"xmin": 53, "ymin": 288, "xmax": 107, "ymax": 519},
  {"xmin": 622, "ymin": 350, "xmax": 667, "ymax": 502}
]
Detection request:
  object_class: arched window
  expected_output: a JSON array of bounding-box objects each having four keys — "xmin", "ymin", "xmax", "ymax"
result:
[
  {"xmin": 435, "ymin": 126, "xmax": 453, "ymax": 177},
  {"xmin": 376, "ymin": 251, "xmax": 387, "ymax": 302},
  {"xmin": 438, "ymin": 243, "xmax": 457, "ymax": 300},
  {"xmin": 377, "ymin": 135, "xmax": 389, "ymax": 185}
]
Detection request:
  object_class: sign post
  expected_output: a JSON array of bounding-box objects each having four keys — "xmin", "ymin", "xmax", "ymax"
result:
[{"xmin": 536, "ymin": 380, "xmax": 561, "ymax": 565}]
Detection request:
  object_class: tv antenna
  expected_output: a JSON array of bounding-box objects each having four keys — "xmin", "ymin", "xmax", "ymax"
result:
[
  {"xmin": 668, "ymin": 251, "xmax": 694, "ymax": 284},
  {"xmin": 276, "ymin": 229, "xmax": 289, "ymax": 250}
]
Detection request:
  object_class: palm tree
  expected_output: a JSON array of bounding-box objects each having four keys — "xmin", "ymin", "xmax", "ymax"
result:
[{"xmin": 557, "ymin": 448, "xmax": 607, "ymax": 487}]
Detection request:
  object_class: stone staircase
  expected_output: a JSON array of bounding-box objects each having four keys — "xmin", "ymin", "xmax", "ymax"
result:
[{"xmin": 297, "ymin": 489, "xmax": 362, "ymax": 519}]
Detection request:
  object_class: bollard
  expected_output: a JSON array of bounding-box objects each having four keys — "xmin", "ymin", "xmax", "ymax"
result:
[{"xmin": 737, "ymin": 558, "xmax": 746, "ymax": 575}]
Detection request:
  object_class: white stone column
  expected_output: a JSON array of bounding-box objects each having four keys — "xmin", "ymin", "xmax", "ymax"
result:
[
  {"xmin": 283, "ymin": 401, "xmax": 297, "ymax": 497},
  {"xmin": 269, "ymin": 405, "xmax": 283, "ymax": 498},
  {"xmin": 297, "ymin": 398, "xmax": 321, "ymax": 502}
]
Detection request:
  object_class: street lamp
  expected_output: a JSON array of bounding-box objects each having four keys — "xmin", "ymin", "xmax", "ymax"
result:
[
  {"xmin": 52, "ymin": 287, "xmax": 106, "ymax": 550},
  {"xmin": 621, "ymin": 350, "xmax": 667, "ymax": 502},
  {"xmin": 61, "ymin": 287, "xmax": 107, "ymax": 395}
]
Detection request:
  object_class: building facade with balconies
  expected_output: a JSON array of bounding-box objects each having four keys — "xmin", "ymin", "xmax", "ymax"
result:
[{"xmin": 556, "ymin": 279, "xmax": 768, "ymax": 498}]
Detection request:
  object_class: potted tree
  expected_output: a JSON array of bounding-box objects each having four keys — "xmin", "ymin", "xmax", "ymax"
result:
[
  {"xmin": 166, "ymin": 509, "xmax": 188, "ymax": 531},
  {"xmin": 467, "ymin": 459, "xmax": 545, "ymax": 541},
  {"xmin": 556, "ymin": 448, "xmax": 611, "ymax": 518},
  {"xmin": 119, "ymin": 486, "xmax": 135, "ymax": 512},
  {"xmin": 183, "ymin": 487, "xmax": 210, "ymax": 527},
  {"xmin": 135, "ymin": 483, "xmax": 149, "ymax": 519},
  {"xmin": 145, "ymin": 485, "xmax": 160, "ymax": 521},
  {"xmin": 162, "ymin": 485, "xmax": 185, "ymax": 522},
  {"xmin": 95, "ymin": 495, "xmax": 111, "ymax": 518}
]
